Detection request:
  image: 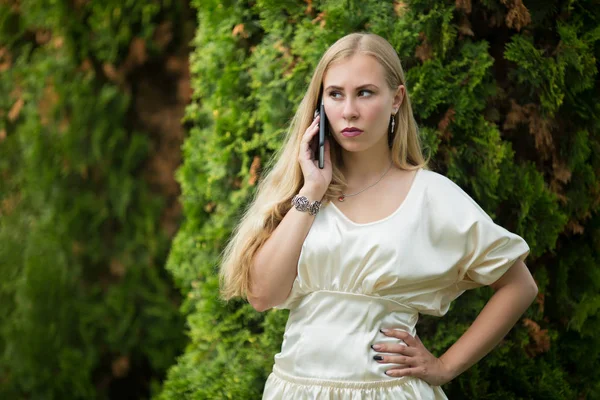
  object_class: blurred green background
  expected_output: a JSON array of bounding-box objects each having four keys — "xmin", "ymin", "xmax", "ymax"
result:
[{"xmin": 1, "ymin": 0, "xmax": 599, "ymax": 399}]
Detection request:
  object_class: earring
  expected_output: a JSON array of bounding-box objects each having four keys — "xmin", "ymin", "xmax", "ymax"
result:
[{"xmin": 390, "ymin": 114, "xmax": 395, "ymax": 134}]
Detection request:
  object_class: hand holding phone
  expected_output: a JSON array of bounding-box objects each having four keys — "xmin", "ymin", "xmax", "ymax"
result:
[
  {"xmin": 298, "ymin": 94, "xmax": 332, "ymax": 197},
  {"xmin": 314, "ymin": 96, "xmax": 327, "ymax": 169}
]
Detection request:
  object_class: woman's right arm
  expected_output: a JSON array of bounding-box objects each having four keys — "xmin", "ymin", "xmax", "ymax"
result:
[
  {"xmin": 248, "ymin": 111, "xmax": 332, "ymax": 311},
  {"xmin": 248, "ymin": 186, "xmax": 323, "ymax": 312}
]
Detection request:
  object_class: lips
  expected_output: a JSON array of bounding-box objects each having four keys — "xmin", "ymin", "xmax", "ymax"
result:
[{"xmin": 341, "ymin": 127, "xmax": 363, "ymax": 137}]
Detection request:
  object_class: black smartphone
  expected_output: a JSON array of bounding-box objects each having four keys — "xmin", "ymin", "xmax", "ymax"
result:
[{"xmin": 314, "ymin": 93, "xmax": 327, "ymax": 169}]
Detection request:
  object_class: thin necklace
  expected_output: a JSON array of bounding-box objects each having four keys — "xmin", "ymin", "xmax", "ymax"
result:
[{"xmin": 338, "ymin": 159, "xmax": 394, "ymax": 202}]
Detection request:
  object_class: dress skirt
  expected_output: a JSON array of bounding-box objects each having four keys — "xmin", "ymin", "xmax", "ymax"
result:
[{"xmin": 263, "ymin": 364, "xmax": 448, "ymax": 399}]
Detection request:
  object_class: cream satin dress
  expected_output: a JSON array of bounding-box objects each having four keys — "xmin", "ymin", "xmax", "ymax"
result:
[{"xmin": 262, "ymin": 168, "xmax": 530, "ymax": 399}]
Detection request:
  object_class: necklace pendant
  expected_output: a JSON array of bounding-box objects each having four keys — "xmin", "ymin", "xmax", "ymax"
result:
[{"xmin": 338, "ymin": 195, "xmax": 345, "ymax": 202}]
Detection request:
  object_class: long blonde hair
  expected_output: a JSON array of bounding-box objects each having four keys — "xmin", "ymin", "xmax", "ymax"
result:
[{"xmin": 219, "ymin": 32, "xmax": 428, "ymax": 300}]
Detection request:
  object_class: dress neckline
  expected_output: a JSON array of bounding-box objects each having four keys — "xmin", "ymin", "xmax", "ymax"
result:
[{"xmin": 329, "ymin": 168, "xmax": 422, "ymax": 227}]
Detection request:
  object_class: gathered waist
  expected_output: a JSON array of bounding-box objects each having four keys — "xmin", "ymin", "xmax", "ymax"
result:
[{"xmin": 274, "ymin": 290, "xmax": 418, "ymax": 382}]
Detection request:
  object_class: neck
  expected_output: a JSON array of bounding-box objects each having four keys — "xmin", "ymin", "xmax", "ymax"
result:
[{"xmin": 340, "ymin": 148, "xmax": 393, "ymax": 190}]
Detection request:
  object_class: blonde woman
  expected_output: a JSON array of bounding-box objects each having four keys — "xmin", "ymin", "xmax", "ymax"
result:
[{"xmin": 219, "ymin": 32, "xmax": 538, "ymax": 399}]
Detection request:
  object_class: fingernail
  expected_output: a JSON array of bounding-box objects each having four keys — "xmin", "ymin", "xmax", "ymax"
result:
[
  {"xmin": 373, "ymin": 355, "xmax": 383, "ymax": 361},
  {"xmin": 380, "ymin": 329, "xmax": 389, "ymax": 333},
  {"xmin": 371, "ymin": 344, "xmax": 382, "ymax": 351},
  {"xmin": 385, "ymin": 371, "xmax": 392, "ymax": 376}
]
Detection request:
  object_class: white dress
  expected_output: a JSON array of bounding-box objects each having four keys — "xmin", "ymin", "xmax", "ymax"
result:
[{"xmin": 262, "ymin": 168, "xmax": 530, "ymax": 399}]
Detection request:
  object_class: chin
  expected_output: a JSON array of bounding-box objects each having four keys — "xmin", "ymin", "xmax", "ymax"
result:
[{"xmin": 338, "ymin": 143, "xmax": 370, "ymax": 153}]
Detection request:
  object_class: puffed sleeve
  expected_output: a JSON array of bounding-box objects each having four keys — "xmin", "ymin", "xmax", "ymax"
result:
[
  {"xmin": 425, "ymin": 174, "xmax": 530, "ymax": 315},
  {"xmin": 453, "ymin": 206, "xmax": 530, "ymax": 291},
  {"xmin": 272, "ymin": 277, "xmax": 305, "ymax": 310}
]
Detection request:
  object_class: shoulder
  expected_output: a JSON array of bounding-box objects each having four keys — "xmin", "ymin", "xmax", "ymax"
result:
[
  {"xmin": 417, "ymin": 168, "xmax": 493, "ymax": 224},
  {"xmin": 418, "ymin": 168, "xmax": 474, "ymax": 203}
]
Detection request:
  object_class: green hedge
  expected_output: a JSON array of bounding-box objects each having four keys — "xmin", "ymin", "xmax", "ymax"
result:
[
  {"xmin": 0, "ymin": 1, "xmax": 191, "ymax": 398},
  {"xmin": 160, "ymin": 0, "xmax": 600, "ymax": 399}
]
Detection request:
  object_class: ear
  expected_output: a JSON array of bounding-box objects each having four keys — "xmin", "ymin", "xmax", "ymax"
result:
[{"xmin": 392, "ymin": 85, "xmax": 405, "ymax": 113}]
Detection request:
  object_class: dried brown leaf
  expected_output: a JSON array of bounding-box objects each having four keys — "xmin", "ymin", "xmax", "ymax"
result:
[
  {"xmin": 153, "ymin": 21, "xmax": 173, "ymax": 50},
  {"xmin": 8, "ymin": 98, "xmax": 24, "ymax": 122},
  {"xmin": 232, "ymin": 23, "xmax": 249, "ymax": 39},
  {"xmin": 522, "ymin": 318, "xmax": 551, "ymax": 357},
  {"xmin": 394, "ymin": 1, "xmax": 408, "ymax": 17},
  {"xmin": 502, "ymin": 0, "xmax": 531, "ymax": 31},
  {"xmin": 109, "ymin": 259, "xmax": 126, "ymax": 277},
  {"xmin": 127, "ymin": 37, "xmax": 147, "ymax": 68},
  {"xmin": 0, "ymin": 47, "xmax": 12, "ymax": 72},
  {"xmin": 438, "ymin": 107, "xmax": 455, "ymax": 141},
  {"xmin": 51, "ymin": 36, "xmax": 64, "ymax": 49},
  {"xmin": 204, "ymin": 202, "xmax": 216, "ymax": 213},
  {"xmin": 528, "ymin": 106, "xmax": 553, "ymax": 159},
  {"xmin": 457, "ymin": 17, "xmax": 474, "ymax": 36},
  {"xmin": 1, "ymin": 194, "xmax": 20, "ymax": 215},
  {"xmin": 35, "ymin": 29, "xmax": 51, "ymax": 45},
  {"xmin": 102, "ymin": 63, "xmax": 123, "ymax": 84},
  {"xmin": 566, "ymin": 220, "xmax": 585, "ymax": 235},
  {"xmin": 312, "ymin": 11, "xmax": 327, "ymax": 28},
  {"xmin": 304, "ymin": 0, "xmax": 313, "ymax": 15},
  {"xmin": 534, "ymin": 290, "xmax": 544, "ymax": 314},
  {"xmin": 111, "ymin": 355, "xmax": 130, "ymax": 378},
  {"xmin": 504, "ymin": 100, "xmax": 554, "ymax": 159},
  {"xmin": 549, "ymin": 180, "xmax": 568, "ymax": 204},
  {"xmin": 552, "ymin": 158, "xmax": 571, "ymax": 184},
  {"xmin": 78, "ymin": 58, "xmax": 93, "ymax": 73},
  {"xmin": 165, "ymin": 55, "xmax": 185, "ymax": 74},
  {"xmin": 503, "ymin": 99, "xmax": 531, "ymax": 130},
  {"xmin": 415, "ymin": 32, "xmax": 433, "ymax": 62},
  {"xmin": 456, "ymin": 0, "xmax": 472, "ymax": 14},
  {"xmin": 249, "ymin": 155, "xmax": 261, "ymax": 186}
]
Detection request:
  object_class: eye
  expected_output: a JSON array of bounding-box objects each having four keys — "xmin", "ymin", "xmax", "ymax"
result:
[
  {"xmin": 328, "ymin": 91, "xmax": 343, "ymax": 99},
  {"xmin": 358, "ymin": 89, "xmax": 373, "ymax": 97}
]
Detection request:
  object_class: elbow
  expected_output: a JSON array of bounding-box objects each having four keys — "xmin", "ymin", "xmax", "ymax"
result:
[
  {"xmin": 525, "ymin": 266, "xmax": 539, "ymax": 300},
  {"xmin": 531, "ymin": 279, "xmax": 539, "ymax": 294},
  {"xmin": 529, "ymin": 280, "xmax": 539, "ymax": 302},
  {"xmin": 247, "ymin": 293, "xmax": 273, "ymax": 313},
  {"xmin": 249, "ymin": 300, "xmax": 269, "ymax": 313}
]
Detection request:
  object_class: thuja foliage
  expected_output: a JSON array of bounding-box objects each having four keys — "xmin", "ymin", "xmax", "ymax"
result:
[
  {"xmin": 0, "ymin": 1, "xmax": 190, "ymax": 399},
  {"xmin": 161, "ymin": 0, "xmax": 599, "ymax": 399}
]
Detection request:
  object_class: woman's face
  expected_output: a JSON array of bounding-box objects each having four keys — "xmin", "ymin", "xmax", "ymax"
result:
[{"xmin": 322, "ymin": 53, "xmax": 404, "ymax": 153}]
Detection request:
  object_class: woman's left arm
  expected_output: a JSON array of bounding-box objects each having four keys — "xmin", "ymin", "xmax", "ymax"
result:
[{"xmin": 373, "ymin": 260, "xmax": 538, "ymax": 386}]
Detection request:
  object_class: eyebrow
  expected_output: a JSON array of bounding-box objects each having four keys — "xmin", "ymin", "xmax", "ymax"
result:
[{"xmin": 324, "ymin": 84, "xmax": 379, "ymax": 91}]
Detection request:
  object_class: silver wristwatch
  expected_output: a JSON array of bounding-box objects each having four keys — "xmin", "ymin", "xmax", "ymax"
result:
[{"xmin": 291, "ymin": 194, "xmax": 322, "ymax": 216}]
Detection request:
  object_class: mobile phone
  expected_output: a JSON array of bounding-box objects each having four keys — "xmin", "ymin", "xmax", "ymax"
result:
[{"xmin": 314, "ymin": 94, "xmax": 327, "ymax": 169}]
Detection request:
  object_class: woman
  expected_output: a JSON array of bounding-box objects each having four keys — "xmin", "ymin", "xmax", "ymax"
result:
[{"xmin": 219, "ymin": 32, "xmax": 538, "ymax": 399}]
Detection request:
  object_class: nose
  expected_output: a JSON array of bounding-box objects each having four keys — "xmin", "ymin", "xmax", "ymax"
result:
[{"xmin": 342, "ymin": 97, "xmax": 359, "ymax": 121}]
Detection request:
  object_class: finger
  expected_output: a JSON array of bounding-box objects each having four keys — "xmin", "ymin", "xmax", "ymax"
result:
[
  {"xmin": 301, "ymin": 116, "xmax": 320, "ymax": 145},
  {"xmin": 299, "ymin": 118, "xmax": 320, "ymax": 155},
  {"xmin": 381, "ymin": 329, "xmax": 418, "ymax": 347},
  {"xmin": 371, "ymin": 343, "xmax": 417, "ymax": 356},
  {"xmin": 307, "ymin": 114, "xmax": 320, "ymax": 131},
  {"xmin": 373, "ymin": 353, "xmax": 413, "ymax": 366},
  {"xmin": 385, "ymin": 367, "xmax": 423, "ymax": 378}
]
